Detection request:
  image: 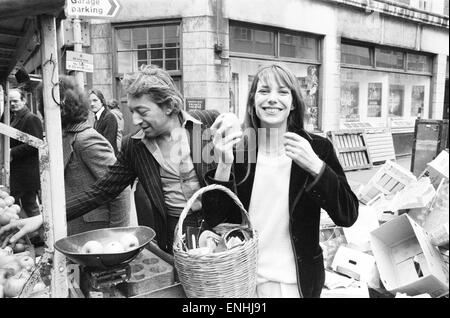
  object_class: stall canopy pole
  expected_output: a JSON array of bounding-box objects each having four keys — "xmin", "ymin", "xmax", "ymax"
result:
[
  {"xmin": 39, "ymin": 14, "xmax": 68, "ymax": 298},
  {"xmin": 1, "ymin": 81, "xmax": 10, "ymax": 188},
  {"xmin": 72, "ymin": 17, "xmax": 84, "ymax": 89}
]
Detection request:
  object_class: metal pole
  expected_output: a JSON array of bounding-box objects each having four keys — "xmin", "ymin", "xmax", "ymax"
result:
[
  {"xmin": 40, "ymin": 14, "xmax": 68, "ymax": 298},
  {"xmin": 3, "ymin": 81, "xmax": 10, "ymax": 188},
  {"xmin": 72, "ymin": 17, "xmax": 84, "ymax": 90}
]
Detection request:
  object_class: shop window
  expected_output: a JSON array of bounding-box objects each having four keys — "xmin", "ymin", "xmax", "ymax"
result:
[
  {"xmin": 230, "ymin": 22, "xmax": 320, "ymax": 62},
  {"xmin": 411, "ymin": 85, "xmax": 425, "ymax": 116},
  {"xmin": 388, "ymin": 85, "xmax": 405, "ymax": 117},
  {"xmin": 340, "ymin": 81, "xmax": 360, "ymax": 122},
  {"xmin": 368, "ymin": 83, "xmax": 382, "ymax": 117},
  {"xmin": 376, "ymin": 48, "xmax": 405, "ymax": 70},
  {"xmin": 115, "ymin": 23, "xmax": 181, "ymax": 74},
  {"xmin": 407, "ymin": 53, "xmax": 432, "ymax": 73},
  {"xmin": 230, "ymin": 25, "xmax": 275, "ymax": 56},
  {"xmin": 341, "ymin": 44, "xmax": 371, "ymax": 66},
  {"xmin": 280, "ymin": 33, "xmax": 318, "ymax": 60},
  {"xmin": 298, "ymin": 65, "xmax": 320, "ymax": 128}
]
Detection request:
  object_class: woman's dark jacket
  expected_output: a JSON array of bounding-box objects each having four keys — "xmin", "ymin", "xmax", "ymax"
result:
[{"xmin": 204, "ymin": 129, "xmax": 359, "ymax": 298}]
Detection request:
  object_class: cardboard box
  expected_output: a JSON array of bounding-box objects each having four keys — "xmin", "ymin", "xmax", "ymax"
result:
[
  {"xmin": 331, "ymin": 246, "xmax": 377, "ymax": 283},
  {"xmin": 367, "ymin": 193, "xmax": 398, "ymax": 223},
  {"xmin": 391, "ymin": 178, "xmax": 436, "ymax": 211},
  {"xmin": 426, "ymin": 150, "xmax": 449, "ymax": 179},
  {"xmin": 369, "ymin": 214, "xmax": 449, "ymax": 298},
  {"xmin": 343, "ymin": 205, "xmax": 380, "ymax": 252},
  {"xmin": 321, "ymin": 280, "xmax": 370, "ymax": 298}
]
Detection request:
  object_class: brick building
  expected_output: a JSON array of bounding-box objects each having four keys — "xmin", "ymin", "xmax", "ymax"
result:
[{"xmin": 23, "ymin": 0, "xmax": 450, "ymax": 156}]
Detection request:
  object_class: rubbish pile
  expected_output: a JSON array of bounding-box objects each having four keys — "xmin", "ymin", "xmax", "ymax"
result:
[{"xmin": 320, "ymin": 150, "xmax": 449, "ymax": 298}]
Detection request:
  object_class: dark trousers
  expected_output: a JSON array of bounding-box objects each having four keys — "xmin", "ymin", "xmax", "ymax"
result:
[
  {"xmin": 10, "ymin": 189, "xmax": 40, "ymax": 218},
  {"xmin": 167, "ymin": 213, "xmax": 201, "ymax": 253}
]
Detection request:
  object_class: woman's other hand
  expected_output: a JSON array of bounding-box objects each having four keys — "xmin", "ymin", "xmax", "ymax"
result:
[{"xmin": 284, "ymin": 132, "xmax": 324, "ymax": 176}]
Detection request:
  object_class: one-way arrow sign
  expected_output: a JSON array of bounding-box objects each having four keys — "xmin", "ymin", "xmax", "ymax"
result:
[{"xmin": 66, "ymin": 0, "xmax": 121, "ymax": 18}]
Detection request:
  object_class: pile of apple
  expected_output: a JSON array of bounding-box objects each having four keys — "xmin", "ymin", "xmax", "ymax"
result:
[
  {"xmin": 81, "ymin": 233, "xmax": 140, "ymax": 254},
  {"xmin": 0, "ymin": 249, "xmax": 42, "ymax": 298},
  {"xmin": 0, "ymin": 189, "xmax": 21, "ymax": 227}
]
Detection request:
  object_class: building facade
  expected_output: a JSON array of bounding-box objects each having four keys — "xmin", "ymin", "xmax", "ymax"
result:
[{"xmin": 27, "ymin": 0, "xmax": 449, "ymax": 155}]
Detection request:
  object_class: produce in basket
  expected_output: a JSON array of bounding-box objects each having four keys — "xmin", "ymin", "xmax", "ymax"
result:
[{"xmin": 0, "ymin": 252, "xmax": 36, "ymax": 298}]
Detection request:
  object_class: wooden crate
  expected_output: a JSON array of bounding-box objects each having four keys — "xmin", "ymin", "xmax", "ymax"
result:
[
  {"xmin": 357, "ymin": 160, "xmax": 417, "ymax": 205},
  {"xmin": 328, "ymin": 130, "xmax": 373, "ymax": 172},
  {"xmin": 364, "ymin": 129, "xmax": 396, "ymax": 165}
]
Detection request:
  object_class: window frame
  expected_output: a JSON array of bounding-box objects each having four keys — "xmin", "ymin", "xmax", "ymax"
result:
[
  {"xmin": 340, "ymin": 39, "xmax": 434, "ymax": 76},
  {"xmin": 229, "ymin": 21, "xmax": 322, "ymax": 65},
  {"xmin": 112, "ymin": 19, "xmax": 182, "ymax": 79}
]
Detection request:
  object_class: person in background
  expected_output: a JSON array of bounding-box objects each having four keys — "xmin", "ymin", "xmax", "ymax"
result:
[
  {"xmin": 207, "ymin": 63, "xmax": 359, "ymax": 298},
  {"xmin": 57, "ymin": 76, "xmax": 130, "ymax": 234},
  {"xmin": 0, "ymin": 65, "xmax": 240, "ymax": 253},
  {"xmin": 9, "ymin": 88, "xmax": 43, "ymax": 218},
  {"xmin": 88, "ymin": 89, "xmax": 119, "ymax": 154},
  {"xmin": 107, "ymin": 99, "xmax": 124, "ymax": 151}
]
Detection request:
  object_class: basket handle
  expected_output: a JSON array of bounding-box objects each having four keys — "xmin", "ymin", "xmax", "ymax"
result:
[{"xmin": 174, "ymin": 184, "xmax": 251, "ymax": 247}]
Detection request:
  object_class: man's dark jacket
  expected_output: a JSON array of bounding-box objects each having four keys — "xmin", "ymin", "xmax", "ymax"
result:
[
  {"xmin": 10, "ymin": 107, "xmax": 44, "ymax": 192},
  {"xmin": 66, "ymin": 110, "xmax": 221, "ymax": 252},
  {"xmin": 95, "ymin": 107, "xmax": 119, "ymax": 154}
]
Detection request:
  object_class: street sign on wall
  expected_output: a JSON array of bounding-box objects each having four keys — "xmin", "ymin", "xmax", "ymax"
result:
[
  {"xmin": 66, "ymin": 0, "xmax": 121, "ymax": 18},
  {"xmin": 66, "ymin": 51, "xmax": 94, "ymax": 73},
  {"xmin": 186, "ymin": 98, "xmax": 206, "ymax": 111}
]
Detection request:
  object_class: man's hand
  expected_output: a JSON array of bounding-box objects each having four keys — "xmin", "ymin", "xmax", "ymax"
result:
[{"xmin": 0, "ymin": 215, "xmax": 44, "ymax": 244}]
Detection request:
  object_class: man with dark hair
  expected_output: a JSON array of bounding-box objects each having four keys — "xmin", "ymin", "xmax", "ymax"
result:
[
  {"xmin": 0, "ymin": 65, "xmax": 242, "ymax": 253},
  {"xmin": 9, "ymin": 88, "xmax": 43, "ymax": 218}
]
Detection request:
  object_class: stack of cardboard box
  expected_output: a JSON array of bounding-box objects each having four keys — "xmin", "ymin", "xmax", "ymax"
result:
[{"xmin": 320, "ymin": 150, "xmax": 449, "ymax": 298}]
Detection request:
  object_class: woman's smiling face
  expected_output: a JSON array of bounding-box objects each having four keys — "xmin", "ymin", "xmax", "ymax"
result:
[{"xmin": 254, "ymin": 75, "xmax": 293, "ymax": 129}]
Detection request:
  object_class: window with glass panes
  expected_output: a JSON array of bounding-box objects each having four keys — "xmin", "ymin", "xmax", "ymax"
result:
[
  {"xmin": 340, "ymin": 40, "xmax": 433, "ymax": 124},
  {"xmin": 230, "ymin": 22, "xmax": 320, "ymax": 61},
  {"xmin": 229, "ymin": 22, "xmax": 321, "ymax": 130},
  {"xmin": 115, "ymin": 23, "xmax": 180, "ymax": 74}
]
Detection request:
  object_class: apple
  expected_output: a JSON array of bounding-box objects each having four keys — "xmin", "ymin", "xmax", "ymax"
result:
[
  {"xmin": 3, "ymin": 196, "xmax": 15, "ymax": 206},
  {"xmin": 0, "ymin": 247, "xmax": 13, "ymax": 257},
  {"xmin": 0, "ymin": 199, "xmax": 6, "ymax": 209},
  {"xmin": 3, "ymin": 246, "xmax": 13, "ymax": 255},
  {"xmin": 0, "ymin": 268, "xmax": 10, "ymax": 285},
  {"xmin": 32, "ymin": 281, "xmax": 46, "ymax": 293},
  {"xmin": 0, "ymin": 213, "xmax": 12, "ymax": 226},
  {"xmin": 0, "ymin": 190, "xmax": 8, "ymax": 199},
  {"xmin": 104, "ymin": 241, "xmax": 125, "ymax": 253},
  {"xmin": 9, "ymin": 204, "xmax": 21, "ymax": 214},
  {"xmin": 80, "ymin": 240, "xmax": 104, "ymax": 254},
  {"xmin": 3, "ymin": 276, "xmax": 27, "ymax": 297},
  {"xmin": 18, "ymin": 256, "xmax": 35, "ymax": 272},
  {"xmin": 119, "ymin": 233, "xmax": 139, "ymax": 251},
  {"xmin": 2, "ymin": 260, "xmax": 22, "ymax": 276},
  {"xmin": 0, "ymin": 255, "xmax": 17, "ymax": 268},
  {"xmin": 13, "ymin": 243, "xmax": 26, "ymax": 253}
]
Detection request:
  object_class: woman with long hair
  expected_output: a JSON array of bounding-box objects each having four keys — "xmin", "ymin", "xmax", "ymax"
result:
[{"xmin": 207, "ymin": 63, "xmax": 359, "ymax": 298}]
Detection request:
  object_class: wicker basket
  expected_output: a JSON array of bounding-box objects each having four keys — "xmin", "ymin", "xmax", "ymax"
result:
[{"xmin": 173, "ymin": 184, "xmax": 258, "ymax": 298}]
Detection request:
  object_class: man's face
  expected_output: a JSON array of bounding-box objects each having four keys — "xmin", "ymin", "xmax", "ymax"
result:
[
  {"xmin": 9, "ymin": 90, "xmax": 26, "ymax": 113},
  {"xmin": 89, "ymin": 93, "xmax": 103, "ymax": 113},
  {"xmin": 128, "ymin": 94, "xmax": 171, "ymax": 138}
]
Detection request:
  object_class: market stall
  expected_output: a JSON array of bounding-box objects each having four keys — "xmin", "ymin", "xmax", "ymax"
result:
[
  {"xmin": 0, "ymin": 1, "xmax": 186, "ymax": 298},
  {"xmin": 0, "ymin": 0, "xmax": 69, "ymax": 298}
]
